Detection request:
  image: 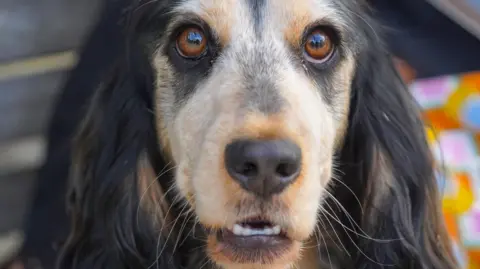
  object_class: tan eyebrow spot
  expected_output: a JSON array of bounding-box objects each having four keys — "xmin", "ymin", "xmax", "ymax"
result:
[
  {"xmin": 197, "ymin": 0, "xmax": 237, "ymax": 45},
  {"xmin": 201, "ymin": 7, "xmax": 232, "ymax": 45},
  {"xmin": 173, "ymin": 0, "xmax": 238, "ymax": 45},
  {"xmin": 284, "ymin": 13, "xmax": 312, "ymax": 49},
  {"xmin": 279, "ymin": 0, "xmax": 313, "ymax": 49}
]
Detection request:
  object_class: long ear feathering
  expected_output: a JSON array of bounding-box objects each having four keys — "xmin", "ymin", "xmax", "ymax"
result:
[
  {"xmin": 331, "ymin": 8, "xmax": 458, "ymax": 269},
  {"xmin": 57, "ymin": 55, "xmax": 177, "ymax": 269},
  {"xmin": 56, "ymin": 3, "xmax": 206, "ymax": 269}
]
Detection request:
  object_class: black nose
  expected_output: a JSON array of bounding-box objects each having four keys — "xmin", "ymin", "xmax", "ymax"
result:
[{"xmin": 224, "ymin": 139, "xmax": 302, "ymax": 198}]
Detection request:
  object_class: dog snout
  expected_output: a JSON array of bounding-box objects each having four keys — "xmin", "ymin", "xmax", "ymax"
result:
[{"xmin": 224, "ymin": 139, "xmax": 302, "ymax": 198}]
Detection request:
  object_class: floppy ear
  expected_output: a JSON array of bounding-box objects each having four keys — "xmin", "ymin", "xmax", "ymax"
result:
[
  {"xmin": 335, "ymin": 19, "xmax": 458, "ymax": 269},
  {"xmin": 55, "ymin": 41, "xmax": 187, "ymax": 269}
]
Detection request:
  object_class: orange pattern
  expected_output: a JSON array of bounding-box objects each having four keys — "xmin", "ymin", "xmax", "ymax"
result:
[{"xmin": 411, "ymin": 71, "xmax": 480, "ymax": 268}]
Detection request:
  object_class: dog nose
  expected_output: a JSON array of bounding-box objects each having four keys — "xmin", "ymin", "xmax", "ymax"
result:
[{"xmin": 224, "ymin": 139, "xmax": 302, "ymax": 198}]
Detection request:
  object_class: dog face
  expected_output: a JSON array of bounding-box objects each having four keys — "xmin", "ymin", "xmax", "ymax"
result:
[
  {"xmin": 152, "ymin": 0, "xmax": 361, "ymax": 266},
  {"xmin": 60, "ymin": 1, "xmax": 458, "ymax": 269}
]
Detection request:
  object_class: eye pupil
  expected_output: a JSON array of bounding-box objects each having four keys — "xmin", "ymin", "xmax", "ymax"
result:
[
  {"xmin": 309, "ymin": 33, "xmax": 326, "ymax": 48},
  {"xmin": 176, "ymin": 27, "xmax": 207, "ymax": 58},
  {"xmin": 186, "ymin": 31, "xmax": 203, "ymax": 45}
]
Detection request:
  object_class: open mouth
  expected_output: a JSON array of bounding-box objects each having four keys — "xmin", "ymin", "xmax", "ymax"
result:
[{"xmin": 214, "ymin": 217, "xmax": 293, "ymax": 263}]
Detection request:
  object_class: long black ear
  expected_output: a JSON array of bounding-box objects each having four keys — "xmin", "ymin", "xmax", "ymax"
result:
[
  {"xmin": 55, "ymin": 33, "xmax": 185, "ymax": 269},
  {"xmin": 56, "ymin": 2, "xmax": 212, "ymax": 268},
  {"xmin": 334, "ymin": 14, "xmax": 458, "ymax": 269}
]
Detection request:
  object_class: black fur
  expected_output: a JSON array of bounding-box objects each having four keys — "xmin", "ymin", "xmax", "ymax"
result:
[
  {"xmin": 329, "ymin": 25, "xmax": 456, "ymax": 269},
  {"xmin": 57, "ymin": 1, "xmax": 457, "ymax": 269},
  {"xmin": 57, "ymin": 2, "xmax": 203, "ymax": 268}
]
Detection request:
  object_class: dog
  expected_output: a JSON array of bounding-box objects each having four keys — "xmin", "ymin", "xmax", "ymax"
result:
[{"xmin": 57, "ymin": 0, "xmax": 458, "ymax": 268}]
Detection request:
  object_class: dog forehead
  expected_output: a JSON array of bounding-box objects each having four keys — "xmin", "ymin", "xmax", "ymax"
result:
[{"xmin": 173, "ymin": 0, "xmax": 338, "ymax": 43}]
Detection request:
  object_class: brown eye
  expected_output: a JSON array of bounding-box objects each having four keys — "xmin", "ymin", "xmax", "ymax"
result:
[
  {"xmin": 304, "ymin": 29, "xmax": 334, "ymax": 62},
  {"xmin": 176, "ymin": 27, "xmax": 207, "ymax": 58}
]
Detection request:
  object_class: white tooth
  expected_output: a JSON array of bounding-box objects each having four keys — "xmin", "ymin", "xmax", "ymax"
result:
[
  {"xmin": 242, "ymin": 228, "xmax": 253, "ymax": 236},
  {"xmin": 253, "ymin": 229, "xmax": 265, "ymax": 236},
  {"xmin": 250, "ymin": 229, "xmax": 260, "ymax": 235},
  {"xmin": 233, "ymin": 224, "xmax": 243, "ymax": 235},
  {"xmin": 263, "ymin": 228, "xmax": 273, "ymax": 235},
  {"xmin": 233, "ymin": 224, "xmax": 282, "ymax": 236}
]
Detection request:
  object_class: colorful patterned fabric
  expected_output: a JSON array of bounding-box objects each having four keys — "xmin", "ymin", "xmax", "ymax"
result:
[{"xmin": 411, "ymin": 72, "xmax": 480, "ymax": 268}]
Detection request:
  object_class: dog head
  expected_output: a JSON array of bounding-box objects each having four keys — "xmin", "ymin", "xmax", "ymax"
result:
[{"xmin": 58, "ymin": 1, "xmax": 458, "ymax": 269}]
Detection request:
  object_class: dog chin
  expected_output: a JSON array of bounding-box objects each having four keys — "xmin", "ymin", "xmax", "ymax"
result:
[{"xmin": 207, "ymin": 233, "xmax": 303, "ymax": 268}]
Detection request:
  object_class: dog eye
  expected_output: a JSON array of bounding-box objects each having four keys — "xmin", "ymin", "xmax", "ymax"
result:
[
  {"xmin": 304, "ymin": 29, "xmax": 334, "ymax": 63},
  {"xmin": 176, "ymin": 27, "xmax": 207, "ymax": 58}
]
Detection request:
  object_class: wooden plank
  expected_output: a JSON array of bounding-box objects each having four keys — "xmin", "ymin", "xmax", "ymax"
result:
[
  {"xmin": 0, "ymin": 170, "xmax": 37, "ymax": 232},
  {"xmin": 0, "ymin": 136, "xmax": 46, "ymax": 176},
  {"xmin": 427, "ymin": 0, "xmax": 480, "ymax": 39},
  {"xmin": 0, "ymin": 0, "xmax": 101, "ymax": 62},
  {"xmin": 0, "ymin": 71, "xmax": 68, "ymax": 141},
  {"xmin": 0, "ymin": 230, "xmax": 23, "ymax": 265},
  {"xmin": 0, "ymin": 51, "xmax": 77, "ymax": 81}
]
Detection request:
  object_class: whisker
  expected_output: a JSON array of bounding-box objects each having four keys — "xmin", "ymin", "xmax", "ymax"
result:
[
  {"xmin": 330, "ymin": 165, "xmax": 364, "ymax": 214},
  {"xmin": 322, "ymin": 201, "xmax": 396, "ymax": 267},
  {"xmin": 157, "ymin": 202, "xmax": 190, "ymax": 262},
  {"xmin": 136, "ymin": 162, "xmax": 176, "ymax": 227},
  {"xmin": 323, "ymin": 191, "xmax": 401, "ymax": 242},
  {"xmin": 312, "ymin": 220, "xmax": 334, "ymax": 268},
  {"xmin": 318, "ymin": 208, "xmax": 349, "ymax": 254},
  {"xmin": 314, "ymin": 213, "xmax": 344, "ymax": 252},
  {"xmin": 198, "ymin": 255, "xmax": 214, "ymax": 269},
  {"xmin": 150, "ymin": 191, "xmax": 178, "ymax": 269},
  {"xmin": 170, "ymin": 207, "xmax": 196, "ymax": 260}
]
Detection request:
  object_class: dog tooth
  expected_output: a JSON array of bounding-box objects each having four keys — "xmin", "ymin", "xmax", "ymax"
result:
[
  {"xmin": 242, "ymin": 228, "xmax": 253, "ymax": 236},
  {"xmin": 233, "ymin": 224, "xmax": 243, "ymax": 235},
  {"xmin": 252, "ymin": 228, "xmax": 266, "ymax": 235},
  {"xmin": 250, "ymin": 229, "xmax": 260, "ymax": 235},
  {"xmin": 263, "ymin": 228, "xmax": 274, "ymax": 235},
  {"xmin": 232, "ymin": 224, "xmax": 281, "ymax": 236}
]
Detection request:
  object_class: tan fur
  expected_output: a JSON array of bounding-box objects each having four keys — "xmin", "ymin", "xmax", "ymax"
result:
[
  {"xmin": 173, "ymin": 0, "xmax": 238, "ymax": 45},
  {"xmin": 358, "ymin": 148, "xmax": 394, "ymax": 229},
  {"xmin": 152, "ymin": 0, "xmax": 357, "ymax": 267},
  {"xmin": 137, "ymin": 154, "xmax": 171, "ymax": 230}
]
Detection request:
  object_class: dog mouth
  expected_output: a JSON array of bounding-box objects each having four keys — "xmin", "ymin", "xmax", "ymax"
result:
[
  {"xmin": 214, "ymin": 217, "xmax": 293, "ymax": 263},
  {"xmin": 232, "ymin": 220, "xmax": 282, "ymax": 236}
]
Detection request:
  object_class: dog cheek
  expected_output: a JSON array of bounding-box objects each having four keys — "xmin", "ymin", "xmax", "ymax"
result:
[
  {"xmin": 296, "ymin": 166, "xmax": 326, "ymax": 239},
  {"xmin": 168, "ymin": 102, "xmax": 210, "ymax": 205},
  {"xmin": 175, "ymin": 162, "xmax": 194, "ymax": 203},
  {"xmin": 191, "ymin": 151, "xmax": 234, "ymax": 226},
  {"xmin": 284, "ymin": 147, "xmax": 331, "ymax": 240}
]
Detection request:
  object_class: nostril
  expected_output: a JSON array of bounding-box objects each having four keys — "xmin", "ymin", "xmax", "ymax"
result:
[
  {"xmin": 275, "ymin": 162, "xmax": 299, "ymax": 178},
  {"xmin": 237, "ymin": 162, "xmax": 258, "ymax": 177}
]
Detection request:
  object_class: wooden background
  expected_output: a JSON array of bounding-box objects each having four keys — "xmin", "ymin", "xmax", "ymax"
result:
[{"xmin": 0, "ymin": 0, "xmax": 102, "ymax": 263}]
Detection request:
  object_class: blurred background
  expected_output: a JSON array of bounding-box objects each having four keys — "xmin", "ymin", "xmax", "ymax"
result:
[
  {"xmin": 0, "ymin": 0, "xmax": 479, "ymax": 268},
  {"xmin": 0, "ymin": 0, "xmax": 102, "ymax": 265}
]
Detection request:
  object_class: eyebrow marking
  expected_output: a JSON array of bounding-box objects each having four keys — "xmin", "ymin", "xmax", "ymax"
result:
[
  {"xmin": 284, "ymin": 13, "xmax": 312, "ymax": 49},
  {"xmin": 172, "ymin": 0, "xmax": 235, "ymax": 45}
]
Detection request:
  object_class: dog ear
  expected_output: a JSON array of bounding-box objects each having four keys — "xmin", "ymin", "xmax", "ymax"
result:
[
  {"xmin": 55, "ymin": 41, "xmax": 183, "ymax": 269},
  {"xmin": 335, "ymin": 18, "xmax": 458, "ymax": 269}
]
